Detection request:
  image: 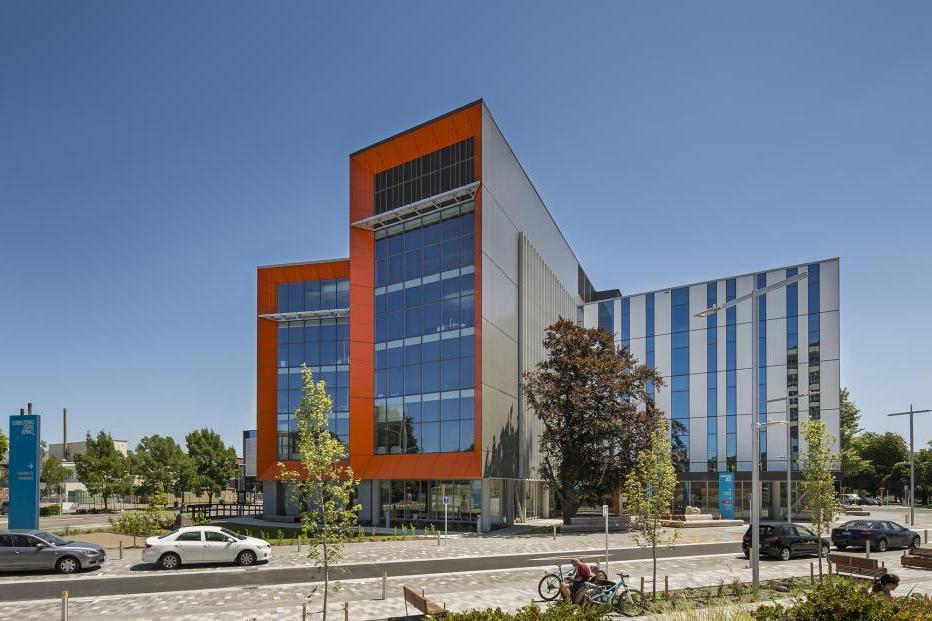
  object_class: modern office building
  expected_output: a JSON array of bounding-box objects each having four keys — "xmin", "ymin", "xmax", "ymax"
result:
[
  {"xmin": 257, "ymin": 100, "xmax": 840, "ymax": 527},
  {"xmin": 579, "ymin": 259, "xmax": 840, "ymax": 519}
]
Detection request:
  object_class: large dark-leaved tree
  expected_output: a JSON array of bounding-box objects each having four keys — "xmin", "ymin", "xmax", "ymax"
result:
[{"xmin": 523, "ymin": 318, "xmax": 664, "ymax": 524}]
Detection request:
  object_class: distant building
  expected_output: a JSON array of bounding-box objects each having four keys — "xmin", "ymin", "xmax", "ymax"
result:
[
  {"xmin": 239, "ymin": 430, "xmax": 259, "ymax": 493},
  {"xmin": 47, "ymin": 440, "xmax": 129, "ymax": 499}
]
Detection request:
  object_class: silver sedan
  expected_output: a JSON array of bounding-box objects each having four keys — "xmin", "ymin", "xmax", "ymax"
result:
[{"xmin": 0, "ymin": 529, "xmax": 106, "ymax": 574}]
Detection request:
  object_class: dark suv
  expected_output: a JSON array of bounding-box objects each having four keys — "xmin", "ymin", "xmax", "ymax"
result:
[{"xmin": 742, "ymin": 524, "xmax": 830, "ymax": 561}]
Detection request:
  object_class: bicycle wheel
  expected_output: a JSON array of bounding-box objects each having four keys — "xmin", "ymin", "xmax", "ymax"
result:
[
  {"xmin": 613, "ymin": 588, "xmax": 646, "ymax": 617},
  {"xmin": 537, "ymin": 573, "xmax": 562, "ymax": 601}
]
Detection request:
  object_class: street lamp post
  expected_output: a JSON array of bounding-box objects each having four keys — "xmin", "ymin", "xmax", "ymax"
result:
[
  {"xmin": 696, "ymin": 272, "xmax": 807, "ymax": 588},
  {"xmin": 767, "ymin": 392, "xmax": 818, "ymax": 524},
  {"xmin": 887, "ymin": 405, "xmax": 932, "ymax": 526}
]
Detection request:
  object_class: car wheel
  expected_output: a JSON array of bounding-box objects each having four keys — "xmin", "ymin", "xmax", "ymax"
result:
[
  {"xmin": 876, "ymin": 538, "xmax": 888, "ymax": 553},
  {"xmin": 56, "ymin": 556, "xmax": 80, "ymax": 574},
  {"xmin": 236, "ymin": 550, "xmax": 257, "ymax": 567},
  {"xmin": 159, "ymin": 552, "xmax": 181, "ymax": 570},
  {"xmin": 779, "ymin": 546, "xmax": 792, "ymax": 561},
  {"xmin": 912, "ymin": 536, "xmax": 921, "ymax": 550},
  {"xmin": 820, "ymin": 544, "xmax": 830, "ymax": 558}
]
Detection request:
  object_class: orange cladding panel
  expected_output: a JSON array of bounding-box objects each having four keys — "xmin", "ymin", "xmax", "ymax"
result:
[
  {"xmin": 256, "ymin": 259, "xmax": 350, "ymax": 481},
  {"xmin": 349, "ymin": 101, "xmax": 483, "ymax": 481}
]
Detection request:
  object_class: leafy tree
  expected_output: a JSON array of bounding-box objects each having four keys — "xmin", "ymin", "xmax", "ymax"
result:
[
  {"xmin": 74, "ymin": 431, "xmax": 132, "ymax": 511},
  {"xmin": 916, "ymin": 447, "xmax": 932, "ymax": 505},
  {"xmin": 848, "ymin": 432, "xmax": 909, "ymax": 495},
  {"xmin": 523, "ymin": 318, "xmax": 664, "ymax": 523},
  {"xmin": 0, "ymin": 428, "xmax": 8, "ymax": 487},
  {"xmin": 279, "ymin": 367, "xmax": 360, "ymax": 621},
  {"xmin": 41, "ymin": 454, "xmax": 70, "ymax": 499},
  {"xmin": 800, "ymin": 419, "xmax": 841, "ymax": 579},
  {"xmin": 838, "ymin": 388, "xmax": 864, "ymax": 491},
  {"xmin": 185, "ymin": 428, "xmax": 237, "ymax": 505},
  {"xmin": 131, "ymin": 435, "xmax": 190, "ymax": 499},
  {"xmin": 623, "ymin": 422, "xmax": 679, "ymax": 599}
]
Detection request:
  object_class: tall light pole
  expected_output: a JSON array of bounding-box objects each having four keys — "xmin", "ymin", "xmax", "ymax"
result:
[
  {"xmin": 697, "ymin": 272, "xmax": 807, "ymax": 588},
  {"xmin": 887, "ymin": 405, "xmax": 931, "ymax": 526},
  {"xmin": 767, "ymin": 392, "xmax": 818, "ymax": 524}
]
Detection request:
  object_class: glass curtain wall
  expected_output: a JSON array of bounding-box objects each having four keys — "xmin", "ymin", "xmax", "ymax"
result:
[
  {"xmin": 670, "ymin": 287, "xmax": 689, "ymax": 471},
  {"xmin": 706, "ymin": 283, "xmax": 718, "ymax": 471},
  {"xmin": 725, "ymin": 279, "xmax": 737, "ymax": 471},
  {"xmin": 380, "ymin": 479, "xmax": 481, "ymax": 524},
  {"xmin": 275, "ymin": 279, "xmax": 351, "ymax": 459},
  {"xmin": 373, "ymin": 203, "xmax": 476, "ymax": 455},
  {"xmin": 786, "ymin": 267, "xmax": 800, "ymax": 468}
]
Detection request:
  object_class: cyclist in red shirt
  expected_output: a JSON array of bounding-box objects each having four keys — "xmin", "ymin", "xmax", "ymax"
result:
[{"xmin": 560, "ymin": 558, "xmax": 593, "ymax": 603}]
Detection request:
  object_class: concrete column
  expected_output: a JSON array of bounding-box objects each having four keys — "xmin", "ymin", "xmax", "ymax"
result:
[
  {"xmin": 771, "ymin": 481, "xmax": 782, "ymax": 518},
  {"xmin": 480, "ymin": 479, "xmax": 492, "ymax": 532}
]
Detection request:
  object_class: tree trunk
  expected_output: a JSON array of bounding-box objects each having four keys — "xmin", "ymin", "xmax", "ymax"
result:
[
  {"xmin": 817, "ymin": 526, "xmax": 824, "ymax": 580},
  {"xmin": 652, "ymin": 534, "xmax": 657, "ymax": 599},
  {"xmin": 321, "ymin": 539, "xmax": 329, "ymax": 621},
  {"xmin": 561, "ymin": 486, "xmax": 577, "ymax": 525}
]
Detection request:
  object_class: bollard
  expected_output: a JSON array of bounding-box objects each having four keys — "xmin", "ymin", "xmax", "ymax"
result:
[
  {"xmin": 119, "ymin": 540, "xmax": 123, "ymax": 560},
  {"xmin": 437, "ymin": 530, "xmax": 441, "ymax": 547},
  {"xmin": 61, "ymin": 591, "xmax": 69, "ymax": 621},
  {"xmin": 664, "ymin": 575, "xmax": 668, "ymax": 600},
  {"xmin": 640, "ymin": 576, "xmax": 644, "ymax": 594},
  {"xmin": 926, "ymin": 529, "xmax": 928, "ymax": 544},
  {"xmin": 343, "ymin": 601, "xmax": 349, "ymax": 621},
  {"xmin": 552, "ymin": 525, "xmax": 557, "ymax": 540},
  {"xmin": 301, "ymin": 602, "xmax": 307, "ymax": 621},
  {"xmin": 866, "ymin": 538, "xmax": 871, "ymax": 559},
  {"xmin": 298, "ymin": 534, "xmax": 301, "ymax": 553},
  {"xmin": 882, "ymin": 561, "xmax": 885, "ymax": 568},
  {"xmin": 810, "ymin": 562, "xmax": 814, "ymax": 584},
  {"xmin": 381, "ymin": 571, "xmax": 387, "ymax": 600}
]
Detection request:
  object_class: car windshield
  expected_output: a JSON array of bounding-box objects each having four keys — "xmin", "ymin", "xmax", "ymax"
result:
[
  {"xmin": 842, "ymin": 520, "xmax": 874, "ymax": 528},
  {"xmin": 35, "ymin": 531, "xmax": 69, "ymax": 546},
  {"xmin": 220, "ymin": 528, "xmax": 247, "ymax": 541}
]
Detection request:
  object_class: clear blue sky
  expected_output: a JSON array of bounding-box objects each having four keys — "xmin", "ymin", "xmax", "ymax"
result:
[{"xmin": 2, "ymin": 1, "xmax": 931, "ymax": 454}]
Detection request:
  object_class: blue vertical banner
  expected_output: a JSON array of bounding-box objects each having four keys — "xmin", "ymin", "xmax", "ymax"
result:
[
  {"xmin": 9, "ymin": 415, "xmax": 41, "ymax": 529},
  {"xmin": 719, "ymin": 471, "xmax": 735, "ymax": 520}
]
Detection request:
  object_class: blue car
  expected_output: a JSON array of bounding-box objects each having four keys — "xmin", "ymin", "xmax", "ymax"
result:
[{"xmin": 831, "ymin": 519, "xmax": 921, "ymax": 552}]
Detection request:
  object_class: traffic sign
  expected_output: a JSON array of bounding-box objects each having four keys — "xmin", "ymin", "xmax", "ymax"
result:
[{"xmin": 442, "ymin": 496, "xmax": 450, "ymax": 506}]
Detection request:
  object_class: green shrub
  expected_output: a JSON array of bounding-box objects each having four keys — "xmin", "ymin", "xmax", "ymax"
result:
[
  {"xmin": 754, "ymin": 577, "xmax": 932, "ymax": 621},
  {"xmin": 429, "ymin": 601, "xmax": 610, "ymax": 620},
  {"xmin": 40, "ymin": 505, "xmax": 61, "ymax": 516}
]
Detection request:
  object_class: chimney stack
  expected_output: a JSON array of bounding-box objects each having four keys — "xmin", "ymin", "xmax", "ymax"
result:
[
  {"xmin": 63, "ymin": 408, "xmax": 69, "ymax": 460},
  {"xmin": 27, "ymin": 402, "xmax": 33, "ymax": 415},
  {"xmin": 19, "ymin": 408, "xmax": 24, "ymax": 416}
]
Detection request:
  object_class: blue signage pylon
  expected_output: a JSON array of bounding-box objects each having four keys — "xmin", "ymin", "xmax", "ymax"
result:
[{"xmin": 8, "ymin": 414, "xmax": 41, "ymax": 529}]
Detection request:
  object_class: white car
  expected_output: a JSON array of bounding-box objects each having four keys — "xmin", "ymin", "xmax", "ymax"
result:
[{"xmin": 142, "ymin": 526, "xmax": 272, "ymax": 570}]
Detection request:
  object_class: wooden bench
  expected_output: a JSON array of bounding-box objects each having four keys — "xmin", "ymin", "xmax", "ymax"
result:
[
  {"xmin": 902, "ymin": 546, "xmax": 932, "ymax": 569},
  {"xmin": 828, "ymin": 553, "xmax": 886, "ymax": 580},
  {"xmin": 403, "ymin": 585, "xmax": 446, "ymax": 617}
]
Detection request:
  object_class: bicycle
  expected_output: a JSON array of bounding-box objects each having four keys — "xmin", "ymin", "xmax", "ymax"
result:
[
  {"xmin": 537, "ymin": 563, "xmax": 608, "ymax": 601},
  {"xmin": 585, "ymin": 572, "xmax": 645, "ymax": 616}
]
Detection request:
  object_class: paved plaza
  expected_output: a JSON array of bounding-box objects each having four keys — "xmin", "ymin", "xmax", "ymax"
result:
[{"xmin": 0, "ymin": 507, "xmax": 929, "ymax": 620}]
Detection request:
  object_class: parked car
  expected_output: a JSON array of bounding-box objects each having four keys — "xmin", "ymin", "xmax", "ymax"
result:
[
  {"xmin": 143, "ymin": 526, "xmax": 272, "ymax": 570},
  {"xmin": 840, "ymin": 493, "xmax": 862, "ymax": 506},
  {"xmin": 0, "ymin": 529, "xmax": 106, "ymax": 573},
  {"xmin": 860, "ymin": 497, "xmax": 881, "ymax": 506},
  {"xmin": 742, "ymin": 524, "xmax": 830, "ymax": 561},
  {"xmin": 831, "ymin": 519, "xmax": 921, "ymax": 552}
]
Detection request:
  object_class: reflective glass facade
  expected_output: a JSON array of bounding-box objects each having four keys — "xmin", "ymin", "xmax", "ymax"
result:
[
  {"xmin": 598, "ymin": 300, "xmax": 614, "ymax": 336},
  {"xmin": 646, "ymin": 293, "xmax": 655, "ymax": 400},
  {"xmin": 725, "ymin": 278, "xmax": 737, "ymax": 471},
  {"xmin": 621, "ymin": 297, "xmax": 631, "ymax": 350},
  {"xmin": 380, "ymin": 479, "xmax": 481, "ymax": 525},
  {"xmin": 374, "ymin": 139, "xmax": 475, "ymax": 214},
  {"xmin": 786, "ymin": 267, "xmax": 799, "ymax": 467},
  {"xmin": 706, "ymin": 282, "xmax": 718, "ymax": 471},
  {"xmin": 373, "ymin": 204, "xmax": 476, "ymax": 454},
  {"xmin": 278, "ymin": 279, "xmax": 349, "ymax": 313},
  {"xmin": 276, "ymin": 315, "xmax": 350, "ymax": 459},
  {"xmin": 670, "ymin": 287, "xmax": 689, "ymax": 470},
  {"xmin": 756, "ymin": 273, "xmax": 767, "ymax": 471},
  {"xmin": 807, "ymin": 264, "xmax": 821, "ymax": 420}
]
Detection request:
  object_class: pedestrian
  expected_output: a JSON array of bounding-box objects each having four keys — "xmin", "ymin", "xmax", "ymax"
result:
[
  {"xmin": 871, "ymin": 573, "xmax": 900, "ymax": 600},
  {"xmin": 559, "ymin": 558, "xmax": 593, "ymax": 604}
]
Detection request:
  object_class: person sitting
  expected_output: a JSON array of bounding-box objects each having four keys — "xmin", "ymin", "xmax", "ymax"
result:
[
  {"xmin": 872, "ymin": 573, "xmax": 900, "ymax": 600},
  {"xmin": 559, "ymin": 558, "xmax": 593, "ymax": 604}
]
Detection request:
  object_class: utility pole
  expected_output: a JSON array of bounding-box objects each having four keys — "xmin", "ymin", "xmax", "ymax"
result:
[{"xmin": 887, "ymin": 405, "xmax": 931, "ymax": 526}]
